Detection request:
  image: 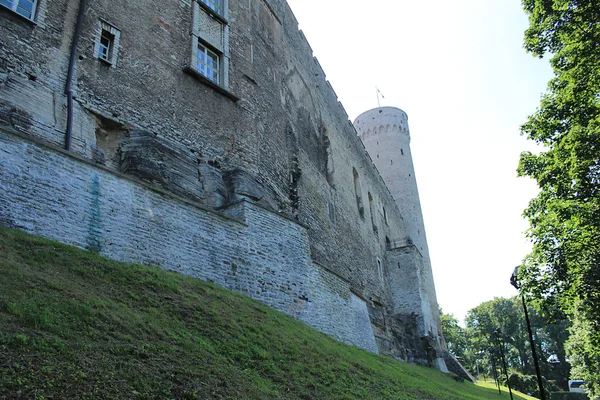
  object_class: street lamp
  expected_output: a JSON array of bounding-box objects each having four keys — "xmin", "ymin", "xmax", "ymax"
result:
[
  {"xmin": 494, "ymin": 328, "xmax": 514, "ymax": 400},
  {"xmin": 487, "ymin": 347, "xmax": 502, "ymax": 395},
  {"xmin": 511, "ymin": 266, "xmax": 547, "ymax": 400}
]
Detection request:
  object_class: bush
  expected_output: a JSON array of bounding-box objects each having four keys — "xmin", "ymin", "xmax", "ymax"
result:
[
  {"xmin": 550, "ymin": 392, "xmax": 588, "ymax": 400},
  {"xmin": 504, "ymin": 372, "xmax": 552, "ymax": 399}
]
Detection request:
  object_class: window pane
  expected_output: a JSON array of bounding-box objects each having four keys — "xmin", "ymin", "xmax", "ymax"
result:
[
  {"xmin": 200, "ymin": 0, "xmax": 220, "ymax": 13},
  {"xmin": 0, "ymin": 0, "xmax": 14, "ymax": 9},
  {"xmin": 99, "ymin": 30, "xmax": 113, "ymax": 60},
  {"xmin": 16, "ymin": 0, "xmax": 34, "ymax": 18},
  {"xmin": 99, "ymin": 44, "xmax": 108, "ymax": 59}
]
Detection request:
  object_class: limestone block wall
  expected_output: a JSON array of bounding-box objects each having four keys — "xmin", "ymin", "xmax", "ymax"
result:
[{"xmin": 0, "ymin": 128, "xmax": 378, "ymax": 353}]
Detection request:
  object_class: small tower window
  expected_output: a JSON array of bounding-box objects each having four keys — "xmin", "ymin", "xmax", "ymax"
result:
[
  {"xmin": 377, "ymin": 258, "xmax": 383, "ymax": 281},
  {"xmin": 327, "ymin": 200, "xmax": 336, "ymax": 225}
]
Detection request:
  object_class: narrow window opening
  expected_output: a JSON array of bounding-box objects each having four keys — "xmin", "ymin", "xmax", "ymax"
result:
[
  {"xmin": 390, "ymin": 160, "xmax": 393, "ymax": 165},
  {"xmin": 377, "ymin": 258, "xmax": 383, "ymax": 281},
  {"xmin": 401, "ymin": 149, "xmax": 404, "ymax": 155},
  {"xmin": 385, "ymin": 236, "xmax": 391, "ymax": 250},
  {"xmin": 327, "ymin": 201, "xmax": 336, "ymax": 225},
  {"xmin": 353, "ymin": 168, "xmax": 364, "ymax": 218},
  {"xmin": 368, "ymin": 192, "xmax": 377, "ymax": 233}
]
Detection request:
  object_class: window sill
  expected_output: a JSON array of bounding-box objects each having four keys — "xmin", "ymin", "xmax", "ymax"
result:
[
  {"xmin": 197, "ymin": 1, "xmax": 228, "ymax": 25},
  {"xmin": 98, "ymin": 57, "xmax": 114, "ymax": 66},
  {"xmin": 184, "ymin": 66, "xmax": 239, "ymax": 102},
  {"xmin": 0, "ymin": 6, "xmax": 37, "ymax": 25}
]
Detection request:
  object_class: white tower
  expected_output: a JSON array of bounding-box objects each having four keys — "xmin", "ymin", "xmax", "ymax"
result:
[
  {"xmin": 354, "ymin": 107, "xmax": 446, "ymax": 370},
  {"xmin": 354, "ymin": 107, "xmax": 429, "ymax": 258}
]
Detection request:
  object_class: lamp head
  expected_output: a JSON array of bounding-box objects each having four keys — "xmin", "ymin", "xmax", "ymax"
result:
[{"xmin": 510, "ymin": 266, "xmax": 520, "ymax": 289}]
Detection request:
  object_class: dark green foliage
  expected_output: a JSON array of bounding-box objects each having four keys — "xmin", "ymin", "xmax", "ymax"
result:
[
  {"xmin": 518, "ymin": 0, "xmax": 600, "ymax": 397},
  {"xmin": 550, "ymin": 393, "xmax": 589, "ymax": 400},
  {"xmin": 0, "ymin": 227, "xmax": 538, "ymax": 400},
  {"xmin": 440, "ymin": 309, "xmax": 468, "ymax": 361},
  {"xmin": 506, "ymin": 373, "xmax": 552, "ymax": 399},
  {"xmin": 463, "ymin": 297, "xmax": 570, "ymax": 389}
]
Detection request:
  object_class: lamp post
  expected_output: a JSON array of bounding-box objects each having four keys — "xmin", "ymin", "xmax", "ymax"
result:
[
  {"xmin": 488, "ymin": 347, "xmax": 502, "ymax": 395},
  {"xmin": 494, "ymin": 328, "xmax": 514, "ymax": 400},
  {"xmin": 511, "ymin": 266, "xmax": 547, "ymax": 400}
]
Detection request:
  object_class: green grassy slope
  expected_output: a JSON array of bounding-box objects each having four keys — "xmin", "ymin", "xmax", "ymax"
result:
[{"xmin": 0, "ymin": 227, "xmax": 536, "ymax": 400}]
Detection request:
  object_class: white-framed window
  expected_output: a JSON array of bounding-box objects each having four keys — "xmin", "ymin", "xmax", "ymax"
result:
[
  {"xmin": 199, "ymin": 0, "xmax": 221, "ymax": 14},
  {"xmin": 196, "ymin": 42, "xmax": 220, "ymax": 84},
  {"xmin": 94, "ymin": 20, "xmax": 121, "ymax": 66},
  {"xmin": 0, "ymin": 0, "xmax": 38, "ymax": 20},
  {"xmin": 190, "ymin": 0, "xmax": 230, "ymax": 89},
  {"xmin": 98, "ymin": 29, "xmax": 114, "ymax": 62}
]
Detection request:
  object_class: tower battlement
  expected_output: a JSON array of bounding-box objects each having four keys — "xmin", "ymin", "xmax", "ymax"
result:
[{"xmin": 354, "ymin": 107, "xmax": 410, "ymax": 141}]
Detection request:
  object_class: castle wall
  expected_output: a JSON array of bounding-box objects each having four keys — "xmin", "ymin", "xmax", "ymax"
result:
[
  {"xmin": 0, "ymin": 0, "xmax": 445, "ymax": 366},
  {"xmin": 0, "ymin": 128, "xmax": 378, "ymax": 353}
]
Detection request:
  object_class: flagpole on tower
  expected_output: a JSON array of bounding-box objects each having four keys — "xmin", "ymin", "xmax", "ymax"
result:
[{"xmin": 376, "ymin": 87, "xmax": 385, "ymax": 108}]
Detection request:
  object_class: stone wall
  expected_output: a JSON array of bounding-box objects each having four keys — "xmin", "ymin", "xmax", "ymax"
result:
[
  {"xmin": 0, "ymin": 128, "xmax": 378, "ymax": 353},
  {"xmin": 0, "ymin": 0, "xmax": 446, "ymax": 366}
]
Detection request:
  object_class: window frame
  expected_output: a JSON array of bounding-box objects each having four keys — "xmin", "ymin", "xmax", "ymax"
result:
[
  {"xmin": 98, "ymin": 29, "xmax": 115, "ymax": 63},
  {"xmin": 184, "ymin": 0, "xmax": 237, "ymax": 101},
  {"xmin": 195, "ymin": 41, "xmax": 220, "ymax": 84},
  {"xmin": 0, "ymin": 0, "xmax": 38, "ymax": 21},
  {"xmin": 94, "ymin": 20, "xmax": 121, "ymax": 67},
  {"xmin": 199, "ymin": 0, "xmax": 221, "ymax": 16}
]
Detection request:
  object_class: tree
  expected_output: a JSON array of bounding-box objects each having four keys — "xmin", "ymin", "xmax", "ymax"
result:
[
  {"xmin": 463, "ymin": 297, "xmax": 571, "ymax": 391},
  {"xmin": 465, "ymin": 298, "xmax": 531, "ymax": 373},
  {"xmin": 440, "ymin": 309, "xmax": 468, "ymax": 361},
  {"xmin": 518, "ymin": 0, "xmax": 600, "ymax": 397}
]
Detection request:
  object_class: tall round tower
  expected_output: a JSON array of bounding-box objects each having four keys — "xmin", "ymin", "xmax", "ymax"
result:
[
  {"xmin": 354, "ymin": 107, "xmax": 446, "ymax": 370},
  {"xmin": 354, "ymin": 107, "xmax": 428, "ymax": 258}
]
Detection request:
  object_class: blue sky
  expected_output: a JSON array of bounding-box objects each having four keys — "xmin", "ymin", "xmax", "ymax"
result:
[{"xmin": 287, "ymin": 0, "xmax": 554, "ymax": 323}]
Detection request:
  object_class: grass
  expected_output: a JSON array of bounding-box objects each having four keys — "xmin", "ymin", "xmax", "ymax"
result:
[{"xmin": 0, "ymin": 226, "xmax": 539, "ymax": 399}]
